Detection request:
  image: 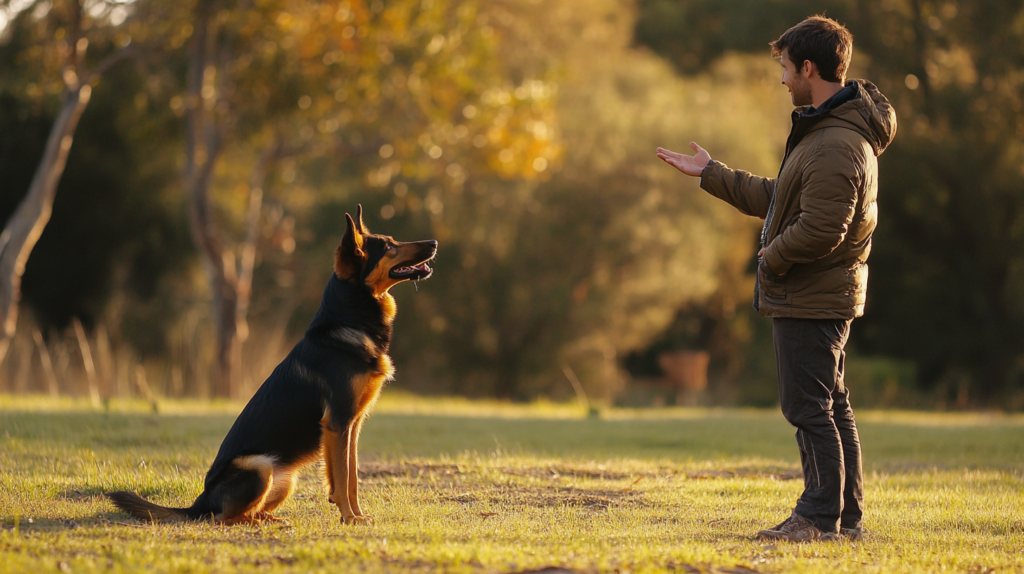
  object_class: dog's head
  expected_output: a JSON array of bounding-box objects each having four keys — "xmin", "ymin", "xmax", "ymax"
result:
[{"xmin": 334, "ymin": 205, "xmax": 438, "ymax": 298}]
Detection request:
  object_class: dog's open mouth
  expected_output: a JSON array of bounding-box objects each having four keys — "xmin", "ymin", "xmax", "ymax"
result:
[{"xmin": 389, "ymin": 262, "xmax": 433, "ymax": 280}]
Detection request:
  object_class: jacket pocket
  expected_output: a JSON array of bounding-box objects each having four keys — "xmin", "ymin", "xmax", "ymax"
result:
[{"xmin": 758, "ymin": 261, "xmax": 789, "ymax": 305}]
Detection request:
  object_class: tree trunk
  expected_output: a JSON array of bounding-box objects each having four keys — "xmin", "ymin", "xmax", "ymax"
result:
[
  {"xmin": 183, "ymin": 3, "xmax": 279, "ymax": 398},
  {"xmin": 0, "ymin": 84, "xmax": 92, "ymax": 368},
  {"xmin": 183, "ymin": 2, "xmax": 236, "ymax": 398}
]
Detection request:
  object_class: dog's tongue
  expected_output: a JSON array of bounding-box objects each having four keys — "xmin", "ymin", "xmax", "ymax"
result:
[{"xmin": 395, "ymin": 263, "xmax": 430, "ymax": 274}]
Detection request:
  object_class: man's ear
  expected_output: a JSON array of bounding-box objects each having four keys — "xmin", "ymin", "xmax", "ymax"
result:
[
  {"xmin": 334, "ymin": 213, "xmax": 366, "ymax": 280},
  {"xmin": 355, "ymin": 204, "xmax": 370, "ymax": 235},
  {"xmin": 802, "ymin": 59, "xmax": 816, "ymax": 79}
]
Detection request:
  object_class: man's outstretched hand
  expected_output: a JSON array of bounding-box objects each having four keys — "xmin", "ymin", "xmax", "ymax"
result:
[{"xmin": 656, "ymin": 142, "xmax": 712, "ymax": 177}]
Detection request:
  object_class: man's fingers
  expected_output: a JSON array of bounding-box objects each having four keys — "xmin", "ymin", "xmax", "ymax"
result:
[
  {"xmin": 657, "ymin": 145, "xmax": 708, "ymax": 176},
  {"xmin": 656, "ymin": 152, "xmax": 681, "ymax": 166},
  {"xmin": 657, "ymin": 154, "xmax": 683, "ymax": 169}
]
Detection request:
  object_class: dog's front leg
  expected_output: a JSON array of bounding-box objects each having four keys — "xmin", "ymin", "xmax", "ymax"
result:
[
  {"xmin": 347, "ymin": 415, "xmax": 368, "ymax": 518},
  {"xmin": 321, "ymin": 423, "xmax": 357, "ymax": 524}
]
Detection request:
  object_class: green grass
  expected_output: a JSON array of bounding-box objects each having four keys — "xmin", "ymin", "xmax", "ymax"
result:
[{"xmin": 1, "ymin": 392, "xmax": 1023, "ymax": 573}]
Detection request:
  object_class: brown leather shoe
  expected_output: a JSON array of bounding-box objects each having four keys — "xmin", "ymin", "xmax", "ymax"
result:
[
  {"xmin": 840, "ymin": 527, "xmax": 865, "ymax": 541},
  {"xmin": 760, "ymin": 514, "xmax": 793, "ymax": 534},
  {"xmin": 754, "ymin": 513, "xmax": 838, "ymax": 542}
]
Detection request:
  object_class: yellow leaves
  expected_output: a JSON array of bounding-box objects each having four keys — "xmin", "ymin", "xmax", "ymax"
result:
[
  {"xmin": 335, "ymin": 4, "xmax": 352, "ymax": 23},
  {"xmin": 275, "ymin": 12, "xmax": 293, "ymax": 29},
  {"xmin": 925, "ymin": 46, "xmax": 978, "ymax": 90},
  {"xmin": 169, "ymin": 95, "xmax": 184, "ymax": 116},
  {"xmin": 169, "ymin": 23, "xmax": 193, "ymax": 48},
  {"xmin": 317, "ymin": 117, "xmax": 340, "ymax": 133},
  {"xmin": 425, "ymin": 34, "xmax": 445, "ymax": 55}
]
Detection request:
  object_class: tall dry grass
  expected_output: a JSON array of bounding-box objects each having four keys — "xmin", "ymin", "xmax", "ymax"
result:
[{"xmin": 0, "ymin": 308, "xmax": 298, "ymax": 402}]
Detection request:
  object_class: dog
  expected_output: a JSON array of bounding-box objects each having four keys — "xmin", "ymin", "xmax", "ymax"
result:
[{"xmin": 108, "ymin": 206, "xmax": 437, "ymax": 524}]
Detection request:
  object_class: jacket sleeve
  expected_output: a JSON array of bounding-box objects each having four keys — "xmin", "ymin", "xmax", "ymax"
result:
[
  {"xmin": 699, "ymin": 160, "xmax": 774, "ymax": 219},
  {"xmin": 763, "ymin": 148, "xmax": 860, "ymax": 275}
]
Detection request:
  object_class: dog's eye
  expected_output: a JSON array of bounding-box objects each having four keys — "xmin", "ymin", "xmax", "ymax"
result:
[{"xmin": 386, "ymin": 244, "xmax": 396, "ymax": 253}]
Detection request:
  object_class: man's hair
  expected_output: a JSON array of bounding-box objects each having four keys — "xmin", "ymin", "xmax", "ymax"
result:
[{"xmin": 770, "ymin": 16, "xmax": 853, "ymax": 84}]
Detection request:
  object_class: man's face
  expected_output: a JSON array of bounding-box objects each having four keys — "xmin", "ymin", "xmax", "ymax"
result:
[{"xmin": 780, "ymin": 48, "xmax": 813, "ymax": 107}]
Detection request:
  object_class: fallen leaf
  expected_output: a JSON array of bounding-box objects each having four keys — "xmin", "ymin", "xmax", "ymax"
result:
[{"xmin": 622, "ymin": 477, "xmax": 643, "ymax": 492}]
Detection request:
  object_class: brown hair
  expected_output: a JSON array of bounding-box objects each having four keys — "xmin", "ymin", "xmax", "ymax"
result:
[{"xmin": 770, "ymin": 16, "xmax": 853, "ymax": 84}]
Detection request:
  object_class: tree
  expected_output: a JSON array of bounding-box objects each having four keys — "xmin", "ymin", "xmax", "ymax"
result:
[
  {"xmin": 129, "ymin": 0, "xmax": 555, "ymax": 397},
  {"xmin": 0, "ymin": 0, "xmax": 132, "ymax": 367}
]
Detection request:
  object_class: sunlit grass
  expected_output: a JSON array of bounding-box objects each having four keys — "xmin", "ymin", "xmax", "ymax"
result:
[{"xmin": 1, "ymin": 393, "xmax": 1022, "ymax": 573}]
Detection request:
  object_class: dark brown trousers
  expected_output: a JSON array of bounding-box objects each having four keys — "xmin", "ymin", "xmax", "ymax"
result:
[{"xmin": 773, "ymin": 317, "xmax": 864, "ymax": 533}]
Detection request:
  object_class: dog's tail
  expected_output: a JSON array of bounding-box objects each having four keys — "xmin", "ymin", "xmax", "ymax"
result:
[{"xmin": 106, "ymin": 491, "xmax": 209, "ymax": 522}]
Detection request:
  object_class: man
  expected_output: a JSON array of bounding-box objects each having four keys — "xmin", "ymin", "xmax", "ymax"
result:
[{"xmin": 657, "ymin": 16, "xmax": 896, "ymax": 541}]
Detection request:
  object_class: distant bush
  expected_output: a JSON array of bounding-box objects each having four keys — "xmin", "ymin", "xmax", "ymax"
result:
[{"xmin": 844, "ymin": 356, "xmax": 922, "ymax": 409}]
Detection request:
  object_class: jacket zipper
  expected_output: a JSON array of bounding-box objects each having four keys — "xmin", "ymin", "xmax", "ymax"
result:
[{"xmin": 761, "ymin": 111, "xmax": 815, "ymax": 249}]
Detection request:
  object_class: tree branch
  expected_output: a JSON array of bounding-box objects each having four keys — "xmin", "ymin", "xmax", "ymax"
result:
[{"xmin": 78, "ymin": 45, "xmax": 140, "ymax": 87}]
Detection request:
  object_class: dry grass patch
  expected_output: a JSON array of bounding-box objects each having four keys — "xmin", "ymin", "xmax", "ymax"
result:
[{"xmin": 1, "ymin": 395, "xmax": 1023, "ymax": 573}]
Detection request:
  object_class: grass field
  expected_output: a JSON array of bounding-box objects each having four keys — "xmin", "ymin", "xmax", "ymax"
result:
[{"xmin": 1, "ymin": 393, "xmax": 1023, "ymax": 573}]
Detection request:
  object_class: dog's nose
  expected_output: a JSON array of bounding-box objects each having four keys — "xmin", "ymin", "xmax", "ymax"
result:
[{"xmin": 427, "ymin": 240, "xmax": 438, "ymax": 250}]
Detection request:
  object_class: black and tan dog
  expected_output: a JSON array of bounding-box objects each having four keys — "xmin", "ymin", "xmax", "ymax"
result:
[{"xmin": 108, "ymin": 206, "xmax": 436, "ymax": 524}]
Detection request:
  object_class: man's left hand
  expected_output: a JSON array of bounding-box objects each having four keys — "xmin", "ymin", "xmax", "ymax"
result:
[{"xmin": 758, "ymin": 248, "xmax": 786, "ymax": 277}]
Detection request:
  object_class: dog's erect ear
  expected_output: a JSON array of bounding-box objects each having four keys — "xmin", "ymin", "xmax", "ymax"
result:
[
  {"xmin": 355, "ymin": 204, "xmax": 369, "ymax": 235},
  {"xmin": 334, "ymin": 213, "xmax": 366, "ymax": 280}
]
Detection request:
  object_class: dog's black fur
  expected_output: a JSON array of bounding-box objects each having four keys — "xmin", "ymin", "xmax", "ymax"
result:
[{"xmin": 108, "ymin": 206, "xmax": 437, "ymax": 524}]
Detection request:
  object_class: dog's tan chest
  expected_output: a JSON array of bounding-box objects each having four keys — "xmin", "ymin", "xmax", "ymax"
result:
[
  {"xmin": 378, "ymin": 293, "xmax": 397, "ymax": 324},
  {"xmin": 350, "ymin": 354, "xmax": 393, "ymax": 420}
]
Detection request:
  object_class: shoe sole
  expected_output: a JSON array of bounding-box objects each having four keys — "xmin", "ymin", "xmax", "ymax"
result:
[{"xmin": 754, "ymin": 531, "xmax": 839, "ymax": 542}]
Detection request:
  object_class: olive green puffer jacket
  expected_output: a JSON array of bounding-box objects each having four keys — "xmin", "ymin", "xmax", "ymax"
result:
[{"xmin": 700, "ymin": 79, "xmax": 897, "ymax": 319}]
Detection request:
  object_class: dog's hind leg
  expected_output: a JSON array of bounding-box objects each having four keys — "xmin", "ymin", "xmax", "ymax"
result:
[
  {"xmin": 347, "ymin": 415, "xmax": 368, "ymax": 518},
  {"xmin": 213, "ymin": 455, "xmax": 275, "ymax": 525},
  {"xmin": 321, "ymin": 410, "xmax": 337, "ymax": 499},
  {"xmin": 254, "ymin": 468, "xmax": 297, "ymax": 523}
]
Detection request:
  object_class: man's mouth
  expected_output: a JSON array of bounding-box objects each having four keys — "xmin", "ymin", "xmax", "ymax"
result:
[{"xmin": 389, "ymin": 262, "xmax": 433, "ymax": 280}]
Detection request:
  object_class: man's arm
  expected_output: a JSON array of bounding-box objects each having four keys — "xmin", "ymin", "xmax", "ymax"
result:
[
  {"xmin": 657, "ymin": 143, "xmax": 774, "ymax": 218},
  {"xmin": 762, "ymin": 149, "xmax": 859, "ymax": 276}
]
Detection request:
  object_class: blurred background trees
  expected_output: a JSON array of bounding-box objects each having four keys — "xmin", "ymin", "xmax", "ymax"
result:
[
  {"xmin": 1, "ymin": 0, "xmax": 1022, "ymax": 409},
  {"xmin": 636, "ymin": 0, "xmax": 1024, "ymax": 407}
]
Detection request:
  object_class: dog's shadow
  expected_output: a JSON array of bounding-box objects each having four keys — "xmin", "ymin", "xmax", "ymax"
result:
[{"xmin": 1, "ymin": 513, "xmax": 124, "ymax": 533}]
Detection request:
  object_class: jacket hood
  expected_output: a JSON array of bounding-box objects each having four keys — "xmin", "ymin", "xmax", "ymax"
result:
[{"xmin": 826, "ymin": 79, "xmax": 897, "ymax": 156}]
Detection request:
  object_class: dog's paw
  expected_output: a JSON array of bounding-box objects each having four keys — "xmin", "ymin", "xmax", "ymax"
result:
[
  {"xmin": 253, "ymin": 512, "xmax": 290, "ymax": 525},
  {"xmin": 340, "ymin": 514, "xmax": 372, "ymax": 525}
]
